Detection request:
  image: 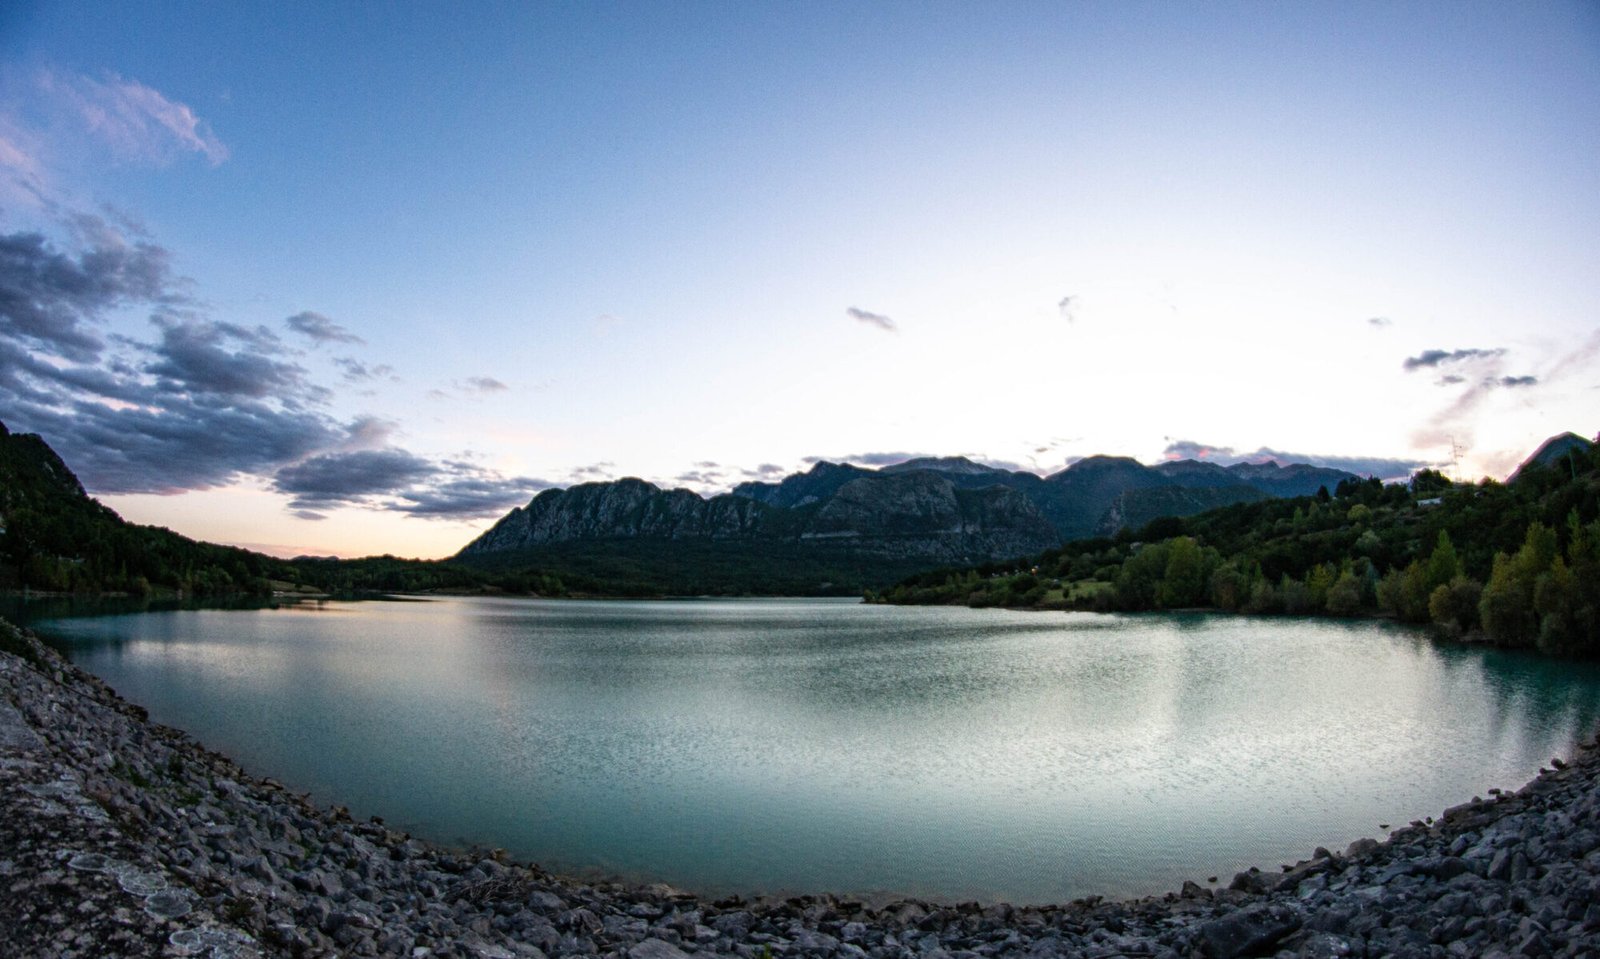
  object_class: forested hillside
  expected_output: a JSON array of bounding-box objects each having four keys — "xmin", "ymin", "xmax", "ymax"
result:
[{"xmin": 877, "ymin": 433, "xmax": 1600, "ymax": 655}]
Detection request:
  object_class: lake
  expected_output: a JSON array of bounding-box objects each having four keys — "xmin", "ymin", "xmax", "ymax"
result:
[{"xmin": 25, "ymin": 596, "xmax": 1600, "ymax": 905}]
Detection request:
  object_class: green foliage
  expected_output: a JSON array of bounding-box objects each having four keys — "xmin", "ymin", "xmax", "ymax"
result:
[
  {"xmin": 1428, "ymin": 576, "xmax": 1482, "ymax": 637},
  {"xmin": 882, "ymin": 435, "xmax": 1600, "ymax": 656}
]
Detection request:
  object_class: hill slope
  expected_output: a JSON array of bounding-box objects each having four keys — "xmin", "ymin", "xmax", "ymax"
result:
[{"xmin": 881, "ymin": 431, "xmax": 1600, "ymax": 656}]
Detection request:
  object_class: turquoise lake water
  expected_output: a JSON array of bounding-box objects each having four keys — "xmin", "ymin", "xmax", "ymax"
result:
[{"xmin": 27, "ymin": 596, "xmax": 1600, "ymax": 904}]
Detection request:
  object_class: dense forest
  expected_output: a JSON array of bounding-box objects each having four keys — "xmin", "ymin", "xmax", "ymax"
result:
[{"xmin": 875, "ymin": 434, "xmax": 1600, "ymax": 656}]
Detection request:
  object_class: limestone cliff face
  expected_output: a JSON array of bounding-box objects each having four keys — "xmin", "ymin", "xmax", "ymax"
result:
[
  {"xmin": 801, "ymin": 472, "xmax": 1057, "ymax": 560},
  {"xmin": 459, "ymin": 478, "xmax": 767, "ymax": 553},
  {"xmin": 457, "ymin": 470, "xmax": 1058, "ymax": 564},
  {"xmin": 458, "ymin": 450, "xmax": 1368, "ymax": 564}
]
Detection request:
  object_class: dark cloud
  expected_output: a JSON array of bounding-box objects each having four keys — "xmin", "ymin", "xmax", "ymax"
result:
[
  {"xmin": 0, "ymin": 212, "xmax": 523, "ymax": 518},
  {"xmin": 394, "ymin": 472, "xmax": 555, "ymax": 519},
  {"xmin": 1500, "ymin": 375, "xmax": 1538, "ymax": 388},
  {"xmin": 846, "ymin": 306, "xmax": 896, "ymax": 332},
  {"xmin": 0, "ymin": 217, "xmax": 175, "ymax": 362},
  {"xmin": 1402, "ymin": 347, "xmax": 1506, "ymax": 371},
  {"xmin": 1160, "ymin": 439, "xmax": 1427, "ymax": 480},
  {"xmin": 286, "ymin": 310, "xmax": 364, "ymax": 346},
  {"xmin": 273, "ymin": 449, "xmax": 441, "ymax": 512},
  {"xmin": 291, "ymin": 510, "xmax": 327, "ymax": 522},
  {"xmin": 272, "ymin": 448, "xmax": 547, "ymax": 520},
  {"xmin": 1437, "ymin": 374, "xmax": 1466, "ymax": 386},
  {"xmin": 147, "ymin": 317, "xmax": 322, "ymax": 402}
]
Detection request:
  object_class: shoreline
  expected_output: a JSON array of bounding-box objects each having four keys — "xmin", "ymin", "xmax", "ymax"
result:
[{"xmin": 5, "ymin": 622, "xmax": 1600, "ymax": 957}]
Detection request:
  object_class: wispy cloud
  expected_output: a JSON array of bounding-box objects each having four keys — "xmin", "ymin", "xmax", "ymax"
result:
[
  {"xmin": 286, "ymin": 311, "xmax": 364, "ymax": 346},
  {"xmin": 846, "ymin": 306, "xmax": 896, "ymax": 332},
  {"xmin": 333, "ymin": 356, "xmax": 397, "ymax": 384},
  {"xmin": 1057, "ymin": 295, "xmax": 1078, "ymax": 322},
  {"xmin": 461, "ymin": 375, "xmax": 508, "ymax": 393},
  {"xmin": 1402, "ymin": 347, "xmax": 1506, "ymax": 371},
  {"xmin": 1367, "ymin": 316, "xmax": 1392, "ymax": 328},
  {"xmin": 803, "ymin": 451, "xmax": 929, "ymax": 467},
  {"xmin": 41, "ymin": 70, "xmax": 228, "ymax": 166}
]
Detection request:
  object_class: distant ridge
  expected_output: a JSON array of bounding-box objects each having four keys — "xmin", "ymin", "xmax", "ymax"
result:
[{"xmin": 458, "ymin": 450, "xmax": 1365, "ymax": 567}]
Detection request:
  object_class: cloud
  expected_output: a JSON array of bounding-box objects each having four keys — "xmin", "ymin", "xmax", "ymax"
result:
[
  {"xmin": 272, "ymin": 449, "xmax": 440, "ymax": 512},
  {"xmin": 1500, "ymin": 375, "xmax": 1538, "ymax": 388},
  {"xmin": 0, "ymin": 217, "xmax": 177, "ymax": 362},
  {"xmin": 846, "ymin": 306, "xmax": 896, "ymax": 332},
  {"xmin": 1058, "ymin": 295, "xmax": 1078, "ymax": 322},
  {"xmin": 42, "ymin": 70, "xmax": 228, "ymax": 166},
  {"xmin": 0, "ymin": 210, "xmax": 521, "ymax": 516},
  {"xmin": 1160, "ymin": 439, "xmax": 1427, "ymax": 480},
  {"xmin": 273, "ymin": 448, "xmax": 549, "ymax": 519},
  {"xmin": 803, "ymin": 451, "xmax": 930, "ymax": 467},
  {"xmin": 333, "ymin": 356, "xmax": 397, "ymax": 383},
  {"xmin": 1368, "ymin": 316, "xmax": 1392, "ymax": 328},
  {"xmin": 394, "ymin": 471, "xmax": 555, "ymax": 519},
  {"xmin": 569, "ymin": 462, "xmax": 616, "ymax": 481},
  {"xmin": 1544, "ymin": 328, "xmax": 1600, "ymax": 384},
  {"xmin": 147, "ymin": 317, "xmax": 323, "ymax": 402},
  {"xmin": 461, "ymin": 375, "xmax": 508, "ymax": 393},
  {"xmin": 673, "ymin": 470, "xmax": 723, "ymax": 488},
  {"xmin": 286, "ymin": 311, "xmax": 364, "ymax": 346},
  {"xmin": 1402, "ymin": 347, "xmax": 1506, "ymax": 371}
]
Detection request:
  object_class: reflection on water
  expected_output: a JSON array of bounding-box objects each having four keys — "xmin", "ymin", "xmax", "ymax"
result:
[{"xmin": 25, "ymin": 596, "xmax": 1600, "ymax": 905}]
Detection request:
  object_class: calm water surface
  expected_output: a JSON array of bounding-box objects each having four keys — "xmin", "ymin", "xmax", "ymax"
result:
[{"xmin": 29, "ymin": 597, "xmax": 1600, "ymax": 904}]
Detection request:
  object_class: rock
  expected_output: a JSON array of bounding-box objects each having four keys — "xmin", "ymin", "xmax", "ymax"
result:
[
  {"xmin": 1199, "ymin": 904, "xmax": 1302, "ymax": 958},
  {"xmin": 628, "ymin": 941, "xmax": 693, "ymax": 959}
]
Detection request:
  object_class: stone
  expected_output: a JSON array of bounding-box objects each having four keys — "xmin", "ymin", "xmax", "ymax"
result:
[
  {"xmin": 628, "ymin": 939, "xmax": 693, "ymax": 959},
  {"xmin": 1198, "ymin": 904, "xmax": 1302, "ymax": 959}
]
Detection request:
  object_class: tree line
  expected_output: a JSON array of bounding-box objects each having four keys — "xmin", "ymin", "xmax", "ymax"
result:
[{"xmin": 875, "ymin": 441, "xmax": 1600, "ymax": 656}]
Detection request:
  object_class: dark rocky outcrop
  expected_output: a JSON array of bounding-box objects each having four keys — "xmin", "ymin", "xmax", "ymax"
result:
[
  {"xmin": 801, "ymin": 472, "xmax": 1058, "ymax": 562},
  {"xmin": 460, "ymin": 470, "xmax": 1059, "ymax": 567},
  {"xmin": 1511, "ymin": 431, "xmax": 1595, "ymax": 483},
  {"xmin": 463, "ymin": 479, "xmax": 770, "ymax": 552},
  {"xmin": 730, "ymin": 462, "xmax": 873, "ymax": 510}
]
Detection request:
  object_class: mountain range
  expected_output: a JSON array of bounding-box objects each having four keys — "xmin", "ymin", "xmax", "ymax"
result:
[{"xmin": 458, "ymin": 453, "xmax": 1361, "ymax": 571}]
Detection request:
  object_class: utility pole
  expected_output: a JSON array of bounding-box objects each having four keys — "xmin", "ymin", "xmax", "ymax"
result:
[{"xmin": 1448, "ymin": 437, "xmax": 1463, "ymax": 483}]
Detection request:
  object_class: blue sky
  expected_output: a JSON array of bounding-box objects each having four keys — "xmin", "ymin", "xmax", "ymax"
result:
[{"xmin": 2, "ymin": 1, "xmax": 1597, "ymax": 557}]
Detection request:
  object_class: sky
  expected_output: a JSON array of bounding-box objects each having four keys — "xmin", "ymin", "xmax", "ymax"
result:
[{"xmin": 1, "ymin": 1, "xmax": 1597, "ymax": 559}]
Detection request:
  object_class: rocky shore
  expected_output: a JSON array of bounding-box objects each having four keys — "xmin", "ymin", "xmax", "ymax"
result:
[{"xmin": 5, "ymin": 621, "xmax": 1600, "ymax": 959}]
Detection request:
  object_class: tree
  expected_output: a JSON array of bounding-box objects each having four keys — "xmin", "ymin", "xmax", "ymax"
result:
[
  {"xmin": 1326, "ymin": 569, "xmax": 1363, "ymax": 616},
  {"xmin": 1158, "ymin": 536, "xmax": 1208, "ymax": 608},
  {"xmin": 1429, "ymin": 576, "xmax": 1482, "ymax": 637}
]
